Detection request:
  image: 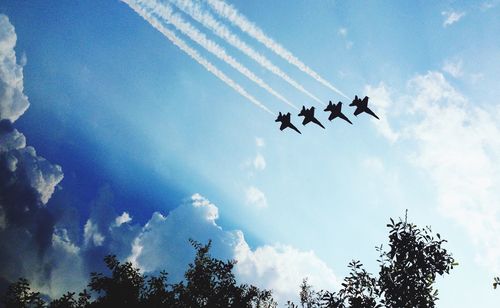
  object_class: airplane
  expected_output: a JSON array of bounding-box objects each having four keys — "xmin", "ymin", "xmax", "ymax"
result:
[
  {"xmin": 298, "ymin": 106, "xmax": 325, "ymax": 129},
  {"xmin": 349, "ymin": 95, "xmax": 380, "ymax": 119},
  {"xmin": 275, "ymin": 112, "xmax": 301, "ymax": 134},
  {"xmin": 324, "ymin": 101, "xmax": 353, "ymax": 124}
]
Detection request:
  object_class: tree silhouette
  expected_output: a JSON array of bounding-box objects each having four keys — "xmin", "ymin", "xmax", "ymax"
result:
[
  {"xmin": 2, "ymin": 278, "xmax": 45, "ymax": 308},
  {"xmin": 2, "ymin": 216, "xmax": 455, "ymax": 308},
  {"xmin": 376, "ymin": 217, "xmax": 455, "ymax": 307},
  {"xmin": 2, "ymin": 239, "xmax": 275, "ymax": 308},
  {"xmin": 289, "ymin": 215, "xmax": 455, "ymax": 308}
]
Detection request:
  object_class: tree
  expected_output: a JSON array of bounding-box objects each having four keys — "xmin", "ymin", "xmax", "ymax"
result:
[
  {"xmin": 2, "ymin": 240, "xmax": 275, "ymax": 308},
  {"xmin": 3, "ymin": 278, "xmax": 45, "ymax": 308},
  {"xmin": 288, "ymin": 214, "xmax": 455, "ymax": 308},
  {"xmin": 173, "ymin": 239, "xmax": 276, "ymax": 307},
  {"xmin": 2, "ymin": 215, "xmax": 455, "ymax": 308},
  {"xmin": 377, "ymin": 217, "xmax": 456, "ymax": 307}
]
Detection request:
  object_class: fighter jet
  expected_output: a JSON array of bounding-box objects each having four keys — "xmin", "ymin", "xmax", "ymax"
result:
[
  {"xmin": 298, "ymin": 106, "xmax": 325, "ymax": 129},
  {"xmin": 275, "ymin": 112, "xmax": 301, "ymax": 134},
  {"xmin": 324, "ymin": 101, "xmax": 353, "ymax": 124},
  {"xmin": 349, "ymin": 95, "xmax": 380, "ymax": 119}
]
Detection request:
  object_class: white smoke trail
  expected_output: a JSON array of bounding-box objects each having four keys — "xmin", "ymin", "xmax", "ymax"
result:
[
  {"xmin": 169, "ymin": 0, "xmax": 324, "ymax": 105},
  {"xmin": 205, "ymin": 0, "xmax": 350, "ymax": 100},
  {"xmin": 137, "ymin": 0, "xmax": 298, "ymax": 110},
  {"xmin": 122, "ymin": 0, "xmax": 274, "ymax": 115}
]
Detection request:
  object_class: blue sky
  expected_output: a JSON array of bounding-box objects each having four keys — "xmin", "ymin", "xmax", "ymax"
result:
[{"xmin": 1, "ymin": 0, "xmax": 500, "ymax": 306}]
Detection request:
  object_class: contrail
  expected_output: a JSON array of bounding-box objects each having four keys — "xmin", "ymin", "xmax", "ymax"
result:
[
  {"xmin": 205, "ymin": 0, "xmax": 350, "ymax": 100},
  {"xmin": 137, "ymin": 0, "xmax": 298, "ymax": 110},
  {"xmin": 122, "ymin": 0, "xmax": 274, "ymax": 115},
  {"xmin": 169, "ymin": 0, "xmax": 324, "ymax": 105}
]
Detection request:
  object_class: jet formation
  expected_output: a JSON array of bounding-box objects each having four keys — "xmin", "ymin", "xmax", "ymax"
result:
[{"xmin": 275, "ymin": 95, "xmax": 379, "ymax": 134}]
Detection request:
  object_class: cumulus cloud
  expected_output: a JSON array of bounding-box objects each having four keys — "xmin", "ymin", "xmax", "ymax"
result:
[
  {"xmin": 113, "ymin": 211, "xmax": 132, "ymax": 227},
  {"xmin": 0, "ymin": 13, "xmax": 336, "ymax": 304},
  {"xmin": 127, "ymin": 194, "xmax": 237, "ymax": 282},
  {"xmin": 235, "ymin": 240, "xmax": 338, "ymax": 304},
  {"xmin": 245, "ymin": 186, "xmax": 267, "ymax": 208},
  {"xmin": 442, "ymin": 10, "xmax": 466, "ymax": 27},
  {"xmin": 124, "ymin": 193, "xmax": 336, "ymax": 304},
  {"xmin": 0, "ymin": 14, "xmax": 70, "ymax": 298},
  {"xmin": 370, "ymin": 71, "xmax": 500, "ymax": 271},
  {"xmin": 0, "ymin": 15, "xmax": 29, "ymax": 123}
]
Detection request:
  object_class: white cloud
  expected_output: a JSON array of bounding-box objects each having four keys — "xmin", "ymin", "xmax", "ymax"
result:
[
  {"xmin": 0, "ymin": 15, "xmax": 70, "ymax": 298},
  {"xmin": 364, "ymin": 82, "xmax": 399, "ymax": 143},
  {"xmin": 234, "ymin": 237, "xmax": 338, "ymax": 305},
  {"xmin": 19, "ymin": 146, "xmax": 64, "ymax": 204},
  {"xmin": 256, "ymin": 137, "xmax": 265, "ymax": 148},
  {"xmin": 113, "ymin": 212, "xmax": 132, "ymax": 227},
  {"xmin": 442, "ymin": 10, "xmax": 466, "ymax": 27},
  {"xmin": 245, "ymin": 186, "xmax": 267, "ymax": 208},
  {"xmin": 0, "ymin": 126, "xmax": 25, "ymax": 152},
  {"xmin": 244, "ymin": 137, "xmax": 266, "ymax": 173},
  {"xmin": 0, "ymin": 14, "xmax": 337, "ymax": 302},
  {"xmin": 44, "ymin": 229, "xmax": 86, "ymax": 297},
  {"xmin": 0, "ymin": 14, "xmax": 30, "ymax": 123},
  {"xmin": 253, "ymin": 153, "xmax": 266, "ymax": 170},
  {"xmin": 407, "ymin": 72, "xmax": 500, "ymax": 270},
  {"xmin": 52, "ymin": 228, "xmax": 80, "ymax": 255},
  {"xmin": 338, "ymin": 27, "xmax": 347, "ymax": 37},
  {"xmin": 125, "ymin": 193, "xmax": 336, "ymax": 303},
  {"xmin": 481, "ymin": 1, "xmax": 498, "ymax": 10},
  {"xmin": 375, "ymin": 71, "xmax": 500, "ymax": 271},
  {"xmin": 336, "ymin": 27, "xmax": 352, "ymax": 49},
  {"xmin": 362, "ymin": 156, "xmax": 385, "ymax": 172},
  {"xmin": 442, "ymin": 58, "xmax": 463, "ymax": 78},
  {"xmin": 126, "ymin": 194, "xmax": 236, "ymax": 281},
  {"xmin": 83, "ymin": 219, "xmax": 105, "ymax": 247}
]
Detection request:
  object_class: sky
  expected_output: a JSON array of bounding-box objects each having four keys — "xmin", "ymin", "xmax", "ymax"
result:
[{"xmin": 0, "ymin": 0, "xmax": 499, "ymax": 306}]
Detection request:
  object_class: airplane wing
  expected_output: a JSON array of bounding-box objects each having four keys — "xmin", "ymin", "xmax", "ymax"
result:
[
  {"xmin": 339, "ymin": 113, "xmax": 353, "ymax": 124},
  {"xmin": 354, "ymin": 107, "xmax": 363, "ymax": 116},
  {"xmin": 289, "ymin": 123, "xmax": 302, "ymax": 134},
  {"xmin": 280, "ymin": 123, "xmax": 287, "ymax": 130},
  {"xmin": 364, "ymin": 107, "xmax": 380, "ymax": 120}
]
